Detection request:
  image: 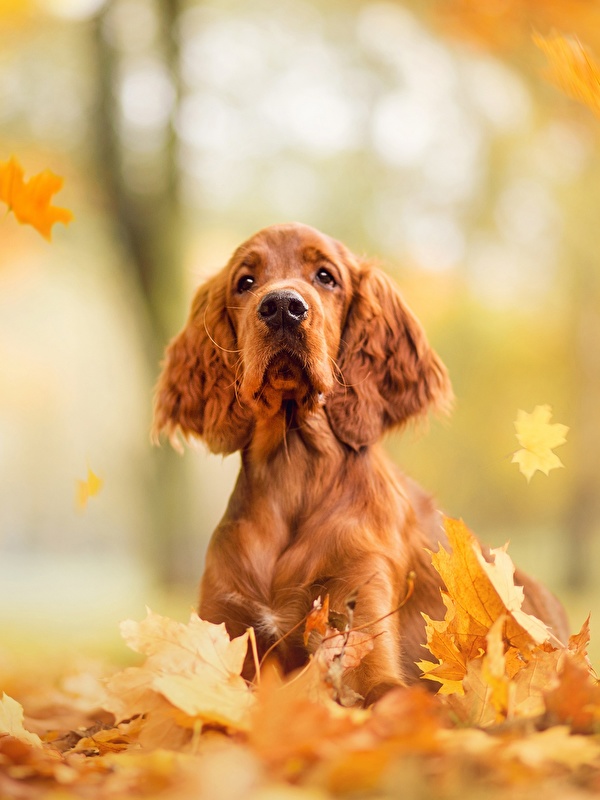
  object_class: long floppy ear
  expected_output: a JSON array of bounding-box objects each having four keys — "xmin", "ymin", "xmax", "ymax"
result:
[
  {"xmin": 152, "ymin": 268, "xmax": 253, "ymax": 454},
  {"xmin": 326, "ymin": 264, "xmax": 452, "ymax": 450}
]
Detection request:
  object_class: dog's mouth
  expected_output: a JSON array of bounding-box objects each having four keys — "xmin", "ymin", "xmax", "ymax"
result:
[
  {"xmin": 263, "ymin": 352, "xmax": 306, "ymax": 395},
  {"xmin": 247, "ymin": 349, "xmax": 326, "ymax": 414}
]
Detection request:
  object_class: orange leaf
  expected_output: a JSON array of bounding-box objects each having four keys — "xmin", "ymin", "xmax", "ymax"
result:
[
  {"xmin": 304, "ymin": 595, "xmax": 330, "ymax": 646},
  {"xmin": 534, "ymin": 33, "xmax": 600, "ymax": 118},
  {"xmin": 0, "ymin": 156, "xmax": 73, "ymax": 239},
  {"xmin": 421, "ymin": 518, "xmax": 551, "ymax": 692},
  {"xmin": 544, "ymin": 658, "xmax": 600, "ymax": 734}
]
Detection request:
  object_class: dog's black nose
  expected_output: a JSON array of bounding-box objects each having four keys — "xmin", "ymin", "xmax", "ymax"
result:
[{"xmin": 258, "ymin": 290, "xmax": 308, "ymax": 330}]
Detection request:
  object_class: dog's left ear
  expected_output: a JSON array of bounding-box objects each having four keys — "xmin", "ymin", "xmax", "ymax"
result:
[
  {"xmin": 326, "ymin": 264, "xmax": 453, "ymax": 450},
  {"xmin": 152, "ymin": 268, "xmax": 253, "ymax": 454}
]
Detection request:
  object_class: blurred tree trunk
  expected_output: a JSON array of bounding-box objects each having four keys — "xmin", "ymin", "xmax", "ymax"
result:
[
  {"xmin": 564, "ymin": 258, "xmax": 600, "ymax": 589},
  {"xmin": 560, "ymin": 156, "xmax": 600, "ymax": 590},
  {"xmin": 90, "ymin": 0, "xmax": 198, "ymax": 586}
]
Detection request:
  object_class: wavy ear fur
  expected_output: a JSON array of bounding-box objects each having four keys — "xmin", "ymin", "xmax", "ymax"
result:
[
  {"xmin": 326, "ymin": 264, "xmax": 452, "ymax": 450},
  {"xmin": 152, "ymin": 269, "xmax": 253, "ymax": 454}
]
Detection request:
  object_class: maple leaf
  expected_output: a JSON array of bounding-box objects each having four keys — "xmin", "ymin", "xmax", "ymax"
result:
[
  {"xmin": 420, "ymin": 518, "xmax": 551, "ymax": 700},
  {"xmin": 75, "ymin": 466, "xmax": 104, "ymax": 512},
  {"xmin": 249, "ymin": 656, "xmax": 363, "ymax": 773},
  {"xmin": 481, "ymin": 616, "xmax": 512, "ymax": 721},
  {"xmin": 0, "ymin": 155, "xmax": 73, "ymax": 240},
  {"xmin": 503, "ymin": 725, "xmax": 600, "ymax": 771},
  {"xmin": 565, "ymin": 613, "xmax": 592, "ymax": 663},
  {"xmin": 533, "ymin": 33, "xmax": 600, "ymax": 118},
  {"xmin": 0, "ymin": 693, "xmax": 42, "ymax": 748},
  {"xmin": 317, "ymin": 627, "xmax": 375, "ymax": 673},
  {"xmin": 543, "ymin": 657, "xmax": 600, "ymax": 734},
  {"xmin": 512, "ymin": 405, "xmax": 568, "ymax": 482},
  {"xmin": 104, "ymin": 609, "xmax": 255, "ymax": 742}
]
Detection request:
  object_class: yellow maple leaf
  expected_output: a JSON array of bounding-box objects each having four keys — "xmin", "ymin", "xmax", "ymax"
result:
[
  {"xmin": 75, "ymin": 466, "xmax": 104, "ymax": 511},
  {"xmin": 0, "ymin": 155, "xmax": 73, "ymax": 240},
  {"xmin": 104, "ymin": 609, "xmax": 255, "ymax": 741},
  {"xmin": 512, "ymin": 405, "xmax": 568, "ymax": 481},
  {"xmin": 480, "ymin": 615, "xmax": 512, "ymax": 721},
  {"xmin": 0, "ymin": 693, "xmax": 43, "ymax": 748},
  {"xmin": 421, "ymin": 518, "xmax": 551, "ymax": 695},
  {"xmin": 533, "ymin": 33, "xmax": 600, "ymax": 118}
]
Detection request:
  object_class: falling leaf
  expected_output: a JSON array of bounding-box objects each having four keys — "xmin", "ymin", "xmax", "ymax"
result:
[
  {"xmin": 0, "ymin": 155, "xmax": 73, "ymax": 239},
  {"xmin": 0, "ymin": 693, "xmax": 43, "ymax": 748},
  {"xmin": 533, "ymin": 33, "xmax": 600, "ymax": 118},
  {"xmin": 75, "ymin": 466, "xmax": 104, "ymax": 511},
  {"xmin": 512, "ymin": 405, "xmax": 568, "ymax": 482}
]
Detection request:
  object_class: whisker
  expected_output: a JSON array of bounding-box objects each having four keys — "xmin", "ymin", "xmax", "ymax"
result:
[
  {"xmin": 230, "ymin": 358, "xmax": 247, "ymax": 410},
  {"xmin": 327, "ymin": 354, "xmax": 371, "ymax": 389},
  {"xmin": 203, "ymin": 307, "xmax": 242, "ymax": 355},
  {"xmin": 328, "ymin": 355, "xmax": 347, "ymax": 389}
]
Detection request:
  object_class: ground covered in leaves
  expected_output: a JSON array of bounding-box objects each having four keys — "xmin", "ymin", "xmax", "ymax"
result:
[{"xmin": 2, "ymin": 519, "xmax": 599, "ymax": 800}]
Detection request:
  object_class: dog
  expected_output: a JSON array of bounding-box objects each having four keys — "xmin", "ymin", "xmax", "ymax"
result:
[{"xmin": 152, "ymin": 222, "xmax": 569, "ymax": 705}]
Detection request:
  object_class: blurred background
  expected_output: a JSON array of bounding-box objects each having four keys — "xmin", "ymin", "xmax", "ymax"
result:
[{"xmin": 1, "ymin": 0, "xmax": 599, "ymax": 660}]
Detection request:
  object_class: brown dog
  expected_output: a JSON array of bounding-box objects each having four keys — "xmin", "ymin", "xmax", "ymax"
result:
[{"xmin": 153, "ymin": 222, "xmax": 569, "ymax": 704}]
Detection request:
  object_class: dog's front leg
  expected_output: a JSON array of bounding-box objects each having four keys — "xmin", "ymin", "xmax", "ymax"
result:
[{"xmin": 320, "ymin": 570, "xmax": 407, "ymax": 706}]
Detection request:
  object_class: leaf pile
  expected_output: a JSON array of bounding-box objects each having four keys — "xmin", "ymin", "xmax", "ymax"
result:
[{"xmin": 2, "ymin": 518, "xmax": 599, "ymax": 800}]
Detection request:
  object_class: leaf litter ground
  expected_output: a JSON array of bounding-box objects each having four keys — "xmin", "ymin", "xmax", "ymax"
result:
[{"xmin": 2, "ymin": 518, "xmax": 600, "ymax": 800}]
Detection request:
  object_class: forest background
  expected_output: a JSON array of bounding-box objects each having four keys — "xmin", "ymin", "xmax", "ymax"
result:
[{"xmin": 1, "ymin": 0, "xmax": 600, "ymax": 664}]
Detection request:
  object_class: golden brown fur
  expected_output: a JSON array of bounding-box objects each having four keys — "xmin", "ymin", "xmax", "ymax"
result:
[{"xmin": 153, "ymin": 222, "xmax": 569, "ymax": 704}]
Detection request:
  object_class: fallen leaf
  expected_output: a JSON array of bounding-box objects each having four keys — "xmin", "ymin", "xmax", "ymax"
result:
[
  {"xmin": 104, "ymin": 610, "xmax": 255, "ymax": 739},
  {"xmin": 481, "ymin": 615, "xmax": 512, "ymax": 721},
  {"xmin": 0, "ymin": 694, "xmax": 42, "ymax": 748},
  {"xmin": 249, "ymin": 658, "xmax": 362, "ymax": 773},
  {"xmin": 543, "ymin": 657, "xmax": 600, "ymax": 734},
  {"xmin": 316, "ymin": 628, "xmax": 375, "ymax": 672},
  {"xmin": 503, "ymin": 725, "xmax": 600, "ymax": 770},
  {"xmin": 421, "ymin": 518, "xmax": 550, "ymax": 695}
]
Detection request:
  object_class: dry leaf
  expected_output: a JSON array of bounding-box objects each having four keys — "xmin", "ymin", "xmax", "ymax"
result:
[
  {"xmin": 421, "ymin": 518, "xmax": 551, "ymax": 694},
  {"xmin": 104, "ymin": 609, "xmax": 254, "ymax": 737},
  {"xmin": 316, "ymin": 628, "xmax": 375, "ymax": 672},
  {"xmin": 304, "ymin": 595, "xmax": 330, "ymax": 646},
  {"xmin": 543, "ymin": 657, "xmax": 600, "ymax": 733},
  {"xmin": 0, "ymin": 693, "xmax": 43, "ymax": 748}
]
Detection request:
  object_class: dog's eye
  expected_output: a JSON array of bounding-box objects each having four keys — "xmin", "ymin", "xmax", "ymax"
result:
[
  {"xmin": 237, "ymin": 275, "xmax": 255, "ymax": 293},
  {"xmin": 316, "ymin": 268, "xmax": 336, "ymax": 287}
]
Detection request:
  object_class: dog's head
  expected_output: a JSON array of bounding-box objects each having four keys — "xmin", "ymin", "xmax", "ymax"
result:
[{"xmin": 152, "ymin": 223, "xmax": 452, "ymax": 453}]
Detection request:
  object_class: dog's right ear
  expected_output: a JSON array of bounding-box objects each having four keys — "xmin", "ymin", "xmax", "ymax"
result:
[
  {"xmin": 326, "ymin": 263, "xmax": 452, "ymax": 450},
  {"xmin": 152, "ymin": 268, "xmax": 253, "ymax": 455}
]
